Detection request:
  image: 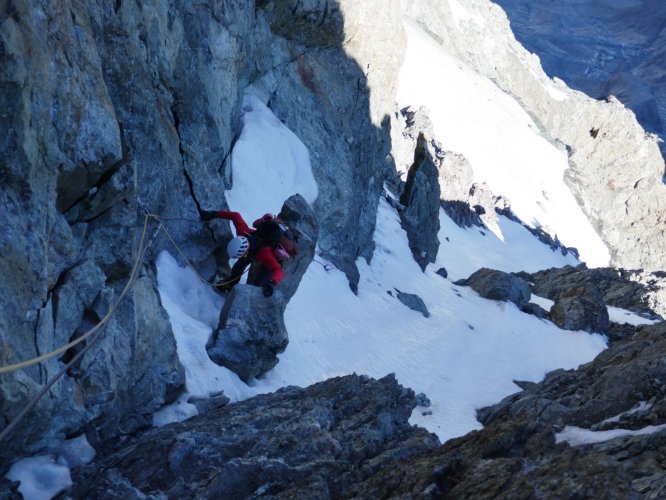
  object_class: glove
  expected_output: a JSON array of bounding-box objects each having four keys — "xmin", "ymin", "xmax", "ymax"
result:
[
  {"xmin": 201, "ymin": 210, "xmax": 218, "ymax": 222},
  {"xmin": 262, "ymin": 281, "xmax": 276, "ymax": 297}
]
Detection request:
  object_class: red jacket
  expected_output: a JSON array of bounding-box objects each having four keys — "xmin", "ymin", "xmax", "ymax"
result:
[{"xmin": 217, "ymin": 211, "xmax": 284, "ymax": 285}]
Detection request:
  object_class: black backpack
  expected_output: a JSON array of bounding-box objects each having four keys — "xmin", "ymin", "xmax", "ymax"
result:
[{"xmin": 253, "ymin": 218, "xmax": 298, "ymax": 258}]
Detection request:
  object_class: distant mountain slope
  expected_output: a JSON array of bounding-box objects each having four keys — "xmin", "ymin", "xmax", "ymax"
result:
[{"xmin": 493, "ymin": 0, "xmax": 666, "ymax": 166}]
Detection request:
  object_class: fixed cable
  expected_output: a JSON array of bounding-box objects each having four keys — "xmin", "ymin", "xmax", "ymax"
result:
[
  {"xmin": 0, "ymin": 214, "xmax": 154, "ymax": 375},
  {"xmin": 0, "ymin": 213, "xmax": 161, "ymax": 441}
]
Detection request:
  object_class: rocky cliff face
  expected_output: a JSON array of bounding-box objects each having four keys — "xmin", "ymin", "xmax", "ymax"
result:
[
  {"xmin": 0, "ymin": 0, "xmax": 400, "ymax": 463},
  {"xmin": 2, "ymin": 0, "xmax": 666, "ymax": 495},
  {"xmin": 65, "ymin": 374, "xmax": 440, "ymax": 498}
]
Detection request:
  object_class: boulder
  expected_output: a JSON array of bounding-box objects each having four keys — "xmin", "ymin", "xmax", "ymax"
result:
[
  {"xmin": 395, "ymin": 290, "xmax": 430, "ymax": 318},
  {"xmin": 455, "ymin": 268, "xmax": 531, "ymax": 307},
  {"xmin": 69, "ymin": 374, "xmax": 439, "ymax": 498},
  {"xmin": 273, "ymin": 194, "xmax": 319, "ymax": 302},
  {"xmin": 550, "ymin": 286, "xmax": 610, "ymax": 333},
  {"xmin": 399, "ymin": 133, "xmax": 441, "ymax": 271},
  {"xmin": 515, "ymin": 264, "xmax": 666, "ymax": 320},
  {"xmin": 520, "ymin": 302, "xmax": 550, "ymax": 320},
  {"xmin": 207, "ymin": 285, "xmax": 288, "ymax": 383},
  {"xmin": 207, "ymin": 195, "xmax": 317, "ymax": 382}
]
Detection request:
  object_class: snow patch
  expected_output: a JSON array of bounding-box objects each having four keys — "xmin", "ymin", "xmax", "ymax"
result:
[
  {"xmin": 225, "ymin": 94, "xmax": 318, "ymax": 222},
  {"xmin": 607, "ymin": 306, "xmax": 661, "ymax": 326},
  {"xmin": 5, "ymin": 456, "xmax": 72, "ymax": 500},
  {"xmin": 556, "ymin": 424, "xmax": 666, "ymax": 446}
]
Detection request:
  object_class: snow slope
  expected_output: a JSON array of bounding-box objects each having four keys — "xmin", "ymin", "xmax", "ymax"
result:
[
  {"xmin": 397, "ymin": 19, "xmax": 611, "ymax": 267},
  {"xmin": 154, "ymin": 89, "xmax": 608, "ymax": 443}
]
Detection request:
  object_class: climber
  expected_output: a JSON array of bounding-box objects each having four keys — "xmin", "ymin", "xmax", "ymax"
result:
[{"xmin": 201, "ymin": 209, "xmax": 294, "ymax": 297}]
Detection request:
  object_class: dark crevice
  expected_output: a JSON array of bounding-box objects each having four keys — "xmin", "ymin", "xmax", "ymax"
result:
[
  {"xmin": 320, "ymin": 2, "xmax": 329, "ymax": 26},
  {"xmin": 170, "ymin": 100, "xmax": 202, "ymax": 215},
  {"xmin": 114, "ymin": 0, "xmax": 122, "ymax": 14},
  {"xmin": 183, "ymin": 169, "xmax": 201, "ymax": 213},
  {"xmin": 62, "ymin": 307, "xmax": 103, "ymax": 375},
  {"xmin": 61, "ymin": 155, "xmax": 129, "ymax": 217},
  {"xmin": 80, "ymin": 202, "xmax": 124, "ymax": 225},
  {"xmin": 49, "ymin": 259, "xmax": 87, "ymax": 328},
  {"xmin": 217, "ymin": 145, "xmax": 232, "ymax": 177},
  {"xmin": 32, "ymin": 259, "xmax": 84, "ymax": 381},
  {"xmin": 32, "ymin": 309, "xmax": 47, "ymax": 383},
  {"xmin": 1, "ymin": 2, "xmax": 18, "ymax": 25}
]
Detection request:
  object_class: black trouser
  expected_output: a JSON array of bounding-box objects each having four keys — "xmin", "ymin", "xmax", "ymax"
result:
[
  {"xmin": 226, "ymin": 257, "xmax": 272, "ymax": 289},
  {"xmin": 226, "ymin": 256, "xmax": 251, "ymax": 289}
]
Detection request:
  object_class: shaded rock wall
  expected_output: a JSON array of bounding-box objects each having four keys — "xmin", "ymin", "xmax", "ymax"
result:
[
  {"xmin": 0, "ymin": 0, "xmax": 400, "ymax": 463},
  {"xmin": 399, "ymin": 132, "xmax": 441, "ymax": 270}
]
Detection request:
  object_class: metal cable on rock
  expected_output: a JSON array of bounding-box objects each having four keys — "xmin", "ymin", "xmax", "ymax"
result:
[
  {"xmin": 157, "ymin": 213, "xmax": 249, "ymax": 287},
  {"xmin": 0, "ymin": 207, "xmax": 239, "ymax": 376},
  {"xmin": 0, "ymin": 215, "xmax": 154, "ymax": 375},
  {"xmin": 0, "ymin": 328, "xmax": 105, "ymax": 442},
  {"xmin": 0, "ymin": 214, "xmax": 160, "ymax": 441}
]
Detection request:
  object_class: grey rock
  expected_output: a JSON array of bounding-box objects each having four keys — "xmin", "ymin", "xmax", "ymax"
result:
[
  {"xmin": 273, "ymin": 194, "xmax": 320, "ymax": 302},
  {"xmin": 399, "ymin": 133, "xmax": 441, "ymax": 271},
  {"xmin": 455, "ymin": 268, "xmax": 531, "ymax": 308},
  {"xmin": 69, "ymin": 374, "xmax": 439, "ymax": 498},
  {"xmin": 207, "ymin": 285, "xmax": 289, "ymax": 383},
  {"xmin": 415, "ymin": 393, "xmax": 432, "ymax": 407},
  {"xmin": 258, "ymin": 0, "xmax": 345, "ymax": 48},
  {"xmin": 0, "ymin": 478, "xmax": 20, "ymax": 499},
  {"xmin": 441, "ymin": 199, "xmax": 484, "ymax": 229},
  {"xmin": 189, "ymin": 393, "xmax": 230, "ymax": 414},
  {"xmin": 395, "ymin": 289, "xmax": 430, "ymax": 318},
  {"xmin": 436, "ymin": 267, "xmax": 448, "ymax": 279},
  {"xmin": 516, "ymin": 264, "xmax": 666, "ymax": 324},
  {"xmin": 520, "ymin": 302, "xmax": 550, "ymax": 320},
  {"xmin": 605, "ymin": 322, "xmax": 641, "ymax": 343},
  {"xmin": 438, "ymin": 151, "xmax": 495, "ymax": 229},
  {"xmin": 550, "ymin": 286, "xmax": 610, "ymax": 333},
  {"xmin": 494, "ymin": 0, "xmax": 666, "ymax": 163}
]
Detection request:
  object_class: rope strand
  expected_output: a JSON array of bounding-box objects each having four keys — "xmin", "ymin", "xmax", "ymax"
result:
[{"xmin": 0, "ymin": 215, "xmax": 153, "ymax": 375}]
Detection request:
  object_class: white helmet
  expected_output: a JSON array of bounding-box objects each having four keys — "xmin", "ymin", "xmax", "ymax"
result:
[{"xmin": 227, "ymin": 236, "xmax": 250, "ymax": 258}]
